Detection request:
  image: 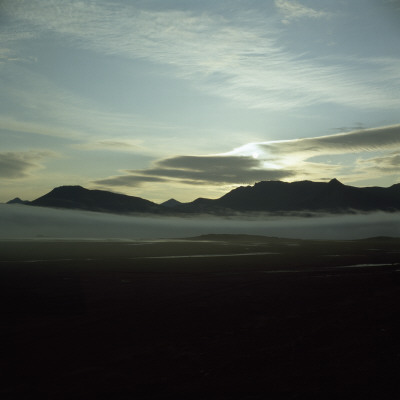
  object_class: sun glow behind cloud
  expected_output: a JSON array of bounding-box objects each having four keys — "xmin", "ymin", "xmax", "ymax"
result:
[{"xmin": 91, "ymin": 124, "xmax": 400, "ymax": 195}]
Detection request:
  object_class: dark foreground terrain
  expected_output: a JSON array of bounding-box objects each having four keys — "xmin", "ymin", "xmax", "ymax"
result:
[{"xmin": 1, "ymin": 235, "xmax": 400, "ymax": 398}]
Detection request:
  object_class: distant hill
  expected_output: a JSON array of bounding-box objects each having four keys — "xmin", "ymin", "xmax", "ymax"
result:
[
  {"xmin": 29, "ymin": 185, "xmax": 162, "ymax": 214},
  {"xmin": 6, "ymin": 197, "xmax": 30, "ymax": 205},
  {"xmin": 9, "ymin": 179, "xmax": 400, "ymax": 214}
]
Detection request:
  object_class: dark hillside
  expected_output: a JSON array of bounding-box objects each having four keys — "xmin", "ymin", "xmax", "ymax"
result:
[
  {"xmin": 13, "ymin": 179, "xmax": 400, "ymax": 214},
  {"xmin": 197, "ymin": 179, "xmax": 400, "ymax": 213},
  {"xmin": 30, "ymin": 186, "xmax": 161, "ymax": 213}
]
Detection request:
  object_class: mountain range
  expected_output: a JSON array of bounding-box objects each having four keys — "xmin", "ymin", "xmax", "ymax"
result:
[{"xmin": 7, "ymin": 179, "xmax": 400, "ymax": 215}]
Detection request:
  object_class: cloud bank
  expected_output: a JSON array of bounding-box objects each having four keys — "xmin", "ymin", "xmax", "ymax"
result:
[
  {"xmin": 0, "ymin": 151, "xmax": 55, "ymax": 179},
  {"xmin": 2, "ymin": 204, "xmax": 400, "ymax": 240},
  {"xmin": 94, "ymin": 155, "xmax": 294, "ymax": 188},
  {"xmin": 94, "ymin": 124, "xmax": 400, "ymax": 189},
  {"xmin": 256, "ymin": 124, "xmax": 400, "ymax": 158}
]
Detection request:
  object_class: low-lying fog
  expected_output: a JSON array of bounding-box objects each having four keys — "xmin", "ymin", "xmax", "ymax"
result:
[{"xmin": 1, "ymin": 204, "xmax": 399, "ymax": 240}]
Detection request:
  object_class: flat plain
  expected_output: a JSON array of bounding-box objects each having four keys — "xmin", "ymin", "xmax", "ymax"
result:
[{"xmin": 1, "ymin": 235, "xmax": 400, "ymax": 398}]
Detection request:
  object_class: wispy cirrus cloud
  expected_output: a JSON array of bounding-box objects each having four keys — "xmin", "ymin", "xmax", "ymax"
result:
[
  {"xmin": 0, "ymin": 116, "xmax": 85, "ymax": 139},
  {"xmin": 2, "ymin": 0, "xmax": 400, "ymax": 111},
  {"xmin": 72, "ymin": 139, "xmax": 143, "ymax": 152},
  {"xmin": 0, "ymin": 30, "xmax": 37, "ymax": 64},
  {"xmin": 230, "ymin": 124, "xmax": 400, "ymax": 172},
  {"xmin": 275, "ymin": 0, "xmax": 329, "ymax": 24},
  {"xmin": 256, "ymin": 124, "xmax": 400, "ymax": 159},
  {"xmin": 0, "ymin": 64, "xmax": 240, "ymax": 157},
  {"xmin": 0, "ymin": 150, "xmax": 57, "ymax": 179},
  {"xmin": 230, "ymin": 124, "xmax": 400, "ymax": 183},
  {"xmin": 94, "ymin": 175, "xmax": 168, "ymax": 187},
  {"xmin": 0, "ymin": 63, "xmax": 178, "ymax": 147},
  {"xmin": 356, "ymin": 152, "xmax": 400, "ymax": 174},
  {"xmin": 0, "ymin": 47, "xmax": 22, "ymax": 63}
]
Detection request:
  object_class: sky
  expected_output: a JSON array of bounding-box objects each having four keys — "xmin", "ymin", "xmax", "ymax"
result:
[{"xmin": 1, "ymin": 0, "xmax": 400, "ymax": 203}]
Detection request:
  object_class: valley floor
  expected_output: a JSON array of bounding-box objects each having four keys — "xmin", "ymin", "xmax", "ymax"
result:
[{"xmin": 1, "ymin": 236, "xmax": 400, "ymax": 398}]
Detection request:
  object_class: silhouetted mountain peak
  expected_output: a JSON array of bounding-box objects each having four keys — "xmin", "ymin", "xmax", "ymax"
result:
[
  {"xmin": 6, "ymin": 197, "xmax": 30, "ymax": 205},
  {"xmin": 328, "ymin": 178, "xmax": 344, "ymax": 186},
  {"xmin": 49, "ymin": 185, "xmax": 86, "ymax": 194},
  {"xmin": 161, "ymin": 198, "xmax": 182, "ymax": 208}
]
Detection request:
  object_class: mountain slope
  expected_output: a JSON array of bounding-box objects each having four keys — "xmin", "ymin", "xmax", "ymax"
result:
[
  {"xmin": 13, "ymin": 179, "xmax": 400, "ymax": 214},
  {"xmin": 30, "ymin": 185, "xmax": 161, "ymax": 213},
  {"xmin": 6, "ymin": 197, "xmax": 30, "ymax": 205},
  {"xmin": 180, "ymin": 179, "xmax": 400, "ymax": 213}
]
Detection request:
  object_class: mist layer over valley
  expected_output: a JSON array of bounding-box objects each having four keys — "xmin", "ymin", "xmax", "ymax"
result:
[{"xmin": 2, "ymin": 203, "xmax": 399, "ymax": 240}]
